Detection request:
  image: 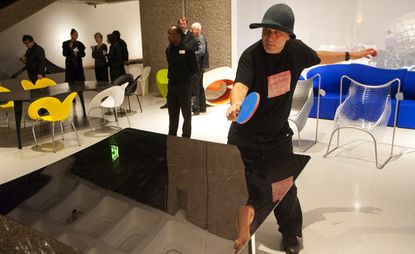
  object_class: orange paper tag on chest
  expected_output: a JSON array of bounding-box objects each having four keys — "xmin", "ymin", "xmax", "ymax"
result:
[{"xmin": 267, "ymin": 70, "xmax": 291, "ymax": 98}]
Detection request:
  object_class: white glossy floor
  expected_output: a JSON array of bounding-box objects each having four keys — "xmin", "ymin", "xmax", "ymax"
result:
[{"xmin": 1, "ymin": 93, "xmax": 415, "ymax": 254}]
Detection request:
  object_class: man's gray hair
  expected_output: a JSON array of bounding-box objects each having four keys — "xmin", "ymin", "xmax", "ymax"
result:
[{"xmin": 191, "ymin": 22, "xmax": 202, "ymax": 30}]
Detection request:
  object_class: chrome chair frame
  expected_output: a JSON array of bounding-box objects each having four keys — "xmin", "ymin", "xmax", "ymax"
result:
[
  {"xmin": 32, "ymin": 119, "xmax": 79, "ymax": 153},
  {"xmin": 288, "ymin": 74, "xmax": 322, "ymax": 152},
  {"xmin": 324, "ymin": 76, "xmax": 402, "ymax": 169}
]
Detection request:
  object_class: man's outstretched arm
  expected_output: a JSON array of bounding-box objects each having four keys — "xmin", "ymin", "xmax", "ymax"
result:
[{"xmin": 317, "ymin": 48, "xmax": 377, "ymax": 64}]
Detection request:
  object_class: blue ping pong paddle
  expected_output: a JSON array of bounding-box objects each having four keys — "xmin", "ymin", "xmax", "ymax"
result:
[{"xmin": 237, "ymin": 92, "xmax": 260, "ymax": 124}]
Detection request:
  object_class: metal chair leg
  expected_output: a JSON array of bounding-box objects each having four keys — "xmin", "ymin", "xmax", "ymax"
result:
[
  {"xmin": 88, "ymin": 115, "xmax": 94, "ymax": 132},
  {"xmin": 324, "ymin": 126, "xmax": 396, "ymax": 169},
  {"xmin": 114, "ymin": 108, "xmax": 119, "ymax": 127},
  {"xmin": 134, "ymin": 94, "xmax": 143, "ymax": 113},
  {"xmin": 6, "ymin": 111, "xmax": 10, "ymax": 135},
  {"xmin": 88, "ymin": 108, "xmax": 93, "ymax": 131},
  {"xmin": 372, "ymin": 133, "xmax": 394, "ymax": 169},
  {"xmin": 123, "ymin": 107, "xmax": 131, "ymax": 127},
  {"xmin": 32, "ymin": 120, "xmax": 39, "ymax": 147},
  {"xmin": 127, "ymin": 96, "xmax": 132, "ymax": 112},
  {"xmin": 70, "ymin": 120, "xmax": 80, "ymax": 146},
  {"xmin": 60, "ymin": 121, "xmax": 64, "ymax": 140},
  {"xmin": 22, "ymin": 107, "xmax": 26, "ymax": 128},
  {"xmin": 52, "ymin": 122, "xmax": 56, "ymax": 153},
  {"xmin": 323, "ymin": 128, "xmax": 341, "ymax": 158}
]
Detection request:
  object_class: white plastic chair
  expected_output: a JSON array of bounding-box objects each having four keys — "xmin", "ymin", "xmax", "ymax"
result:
[
  {"xmin": 87, "ymin": 82, "xmax": 130, "ymax": 131},
  {"xmin": 127, "ymin": 65, "xmax": 143, "ymax": 80},
  {"xmin": 324, "ymin": 76, "xmax": 402, "ymax": 169},
  {"xmin": 136, "ymin": 66, "xmax": 151, "ymax": 96},
  {"xmin": 289, "ymin": 74, "xmax": 322, "ymax": 152}
]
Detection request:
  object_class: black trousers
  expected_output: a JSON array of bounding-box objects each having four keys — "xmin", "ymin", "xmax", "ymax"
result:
[
  {"xmin": 234, "ymin": 137, "xmax": 303, "ymax": 238},
  {"xmin": 95, "ymin": 66, "xmax": 109, "ymax": 82},
  {"xmin": 65, "ymin": 63, "xmax": 85, "ymax": 82},
  {"xmin": 167, "ymin": 80, "xmax": 192, "ymax": 138},
  {"xmin": 28, "ymin": 72, "xmax": 39, "ymax": 84},
  {"xmin": 109, "ymin": 64, "xmax": 126, "ymax": 82},
  {"xmin": 191, "ymin": 71, "xmax": 207, "ymax": 111}
]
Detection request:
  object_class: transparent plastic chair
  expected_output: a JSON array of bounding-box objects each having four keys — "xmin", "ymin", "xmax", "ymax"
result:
[{"xmin": 324, "ymin": 76, "xmax": 402, "ymax": 169}]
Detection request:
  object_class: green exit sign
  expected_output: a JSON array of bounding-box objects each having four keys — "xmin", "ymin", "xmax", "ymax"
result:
[{"xmin": 111, "ymin": 145, "xmax": 119, "ymax": 162}]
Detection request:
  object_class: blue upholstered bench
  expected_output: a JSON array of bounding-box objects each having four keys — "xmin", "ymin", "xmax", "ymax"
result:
[
  {"xmin": 307, "ymin": 64, "xmax": 349, "ymax": 119},
  {"xmin": 398, "ymin": 71, "xmax": 415, "ymax": 128},
  {"xmin": 306, "ymin": 63, "xmax": 414, "ymax": 128}
]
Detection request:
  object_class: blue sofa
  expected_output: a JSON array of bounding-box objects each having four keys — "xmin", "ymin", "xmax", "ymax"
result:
[
  {"xmin": 307, "ymin": 64, "xmax": 349, "ymax": 120},
  {"xmin": 398, "ymin": 71, "xmax": 415, "ymax": 128},
  {"xmin": 306, "ymin": 63, "xmax": 415, "ymax": 128}
]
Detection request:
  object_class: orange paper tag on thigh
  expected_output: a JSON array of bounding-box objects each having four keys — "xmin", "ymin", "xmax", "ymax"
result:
[{"xmin": 267, "ymin": 70, "xmax": 291, "ymax": 98}]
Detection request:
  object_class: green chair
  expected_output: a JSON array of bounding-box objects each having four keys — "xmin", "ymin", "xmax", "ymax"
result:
[{"xmin": 156, "ymin": 69, "xmax": 168, "ymax": 98}]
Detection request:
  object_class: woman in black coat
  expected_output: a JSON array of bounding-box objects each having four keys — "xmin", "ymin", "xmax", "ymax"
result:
[
  {"xmin": 62, "ymin": 28, "xmax": 86, "ymax": 82},
  {"xmin": 106, "ymin": 33, "xmax": 125, "ymax": 81},
  {"xmin": 91, "ymin": 32, "xmax": 109, "ymax": 81}
]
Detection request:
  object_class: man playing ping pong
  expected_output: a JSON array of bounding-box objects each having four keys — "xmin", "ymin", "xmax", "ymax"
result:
[{"xmin": 226, "ymin": 3, "xmax": 377, "ymax": 254}]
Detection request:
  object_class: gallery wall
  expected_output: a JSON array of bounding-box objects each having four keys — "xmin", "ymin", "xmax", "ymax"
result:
[{"xmin": 0, "ymin": 1, "xmax": 142, "ymax": 79}]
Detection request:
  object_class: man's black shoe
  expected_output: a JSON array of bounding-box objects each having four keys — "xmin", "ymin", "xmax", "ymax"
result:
[
  {"xmin": 282, "ymin": 236, "xmax": 301, "ymax": 254},
  {"xmin": 193, "ymin": 110, "xmax": 200, "ymax": 115},
  {"xmin": 160, "ymin": 103, "xmax": 168, "ymax": 109}
]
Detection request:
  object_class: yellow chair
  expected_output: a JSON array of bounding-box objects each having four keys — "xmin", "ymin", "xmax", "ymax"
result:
[
  {"xmin": 21, "ymin": 77, "xmax": 57, "ymax": 90},
  {"xmin": 36, "ymin": 77, "xmax": 57, "ymax": 88},
  {"xmin": 156, "ymin": 69, "xmax": 168, "ymax": 98},
  {"xmin": 21, "ymin": 78, "xmax": 57, "ymax": 128},
  {"xmin": 28, "ymin": 92, "xmax": 80, "ymax": 152},
  {"xmin": 21, "ymin": 79, "xmax": 36, "ymax": 90},
  {"xmin": 0, "ymin": 86, "xmax": 14, "ymax": 134}
]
